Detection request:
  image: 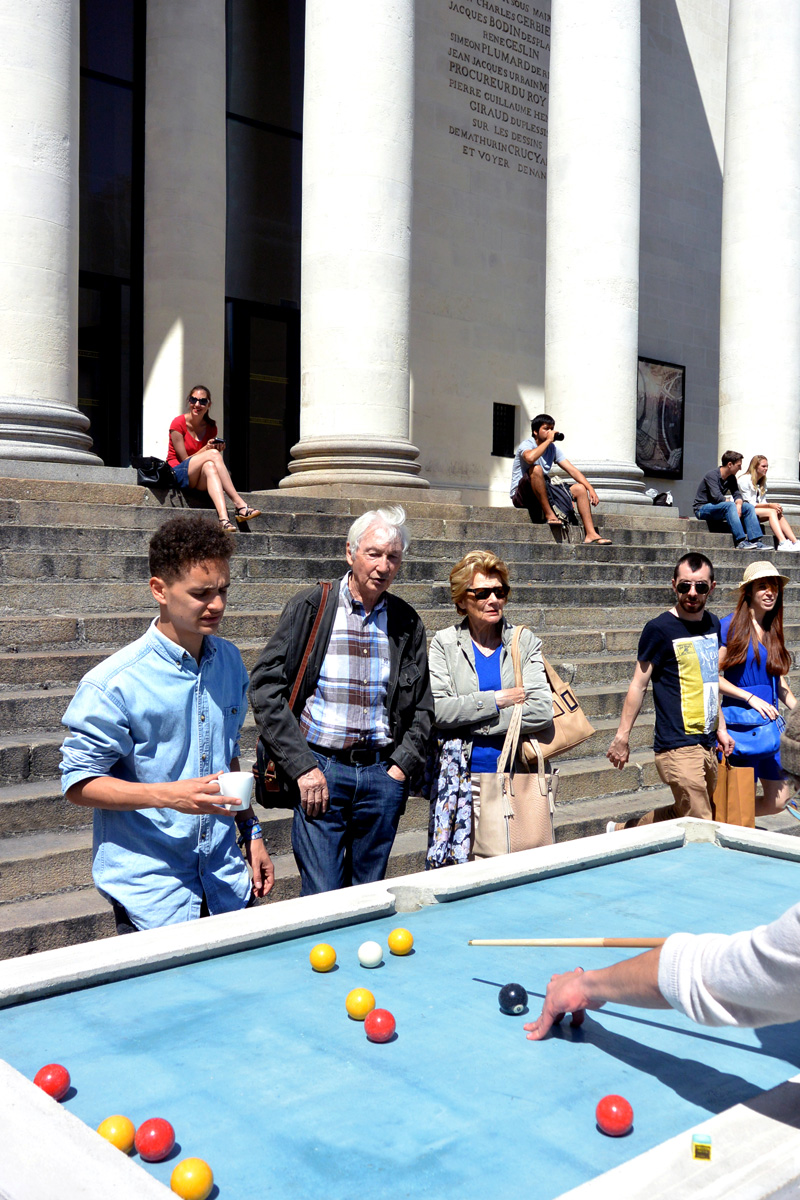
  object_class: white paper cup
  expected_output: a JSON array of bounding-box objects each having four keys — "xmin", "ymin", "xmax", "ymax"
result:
[{"xmin": 216, "ymin": 771, "xmax": 254, "ymax": 812}]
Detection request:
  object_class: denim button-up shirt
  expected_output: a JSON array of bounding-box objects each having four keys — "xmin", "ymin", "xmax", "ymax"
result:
[{"xmin": 60, "ymin": 620, "xmax": 251, "ymax": 929}]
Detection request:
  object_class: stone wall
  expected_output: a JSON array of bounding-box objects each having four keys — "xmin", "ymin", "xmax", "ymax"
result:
[{"xmin": 409, "ymin": 0, "xmax": 729, "ymax": 512}]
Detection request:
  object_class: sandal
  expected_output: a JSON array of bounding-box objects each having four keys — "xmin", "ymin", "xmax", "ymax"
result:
[
  {"xmin": 219, "ymin": 518, "xmax": 236, "ymax": 532},
  {"xmin": 585, "ymin": 536, "xmax": 613, "ymax": 545},
  {"xmin": 234, "ymin": 505, "xmax": 261, "ymax": 524}
]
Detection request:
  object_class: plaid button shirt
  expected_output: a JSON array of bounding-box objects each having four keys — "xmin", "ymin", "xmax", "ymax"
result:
[{"xmin": 299, "ymin": 575, "xmax": 392, "ymax": 749}]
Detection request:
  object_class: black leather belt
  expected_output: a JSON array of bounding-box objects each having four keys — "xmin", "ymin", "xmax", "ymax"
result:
[{"xmin": 309, "ymin": 742, "xmax": 394, "ymax": 766}]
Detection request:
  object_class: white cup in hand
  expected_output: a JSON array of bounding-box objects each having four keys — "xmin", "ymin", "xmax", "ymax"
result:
[{"xmin": 216, "ymin": 771, "xmax": 253, "ymax": 812}]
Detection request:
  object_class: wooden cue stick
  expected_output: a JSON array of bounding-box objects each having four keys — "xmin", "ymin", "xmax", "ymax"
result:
[{"xmin": 468, "ymin": 937, "xmax": 667, "ymax": 948}]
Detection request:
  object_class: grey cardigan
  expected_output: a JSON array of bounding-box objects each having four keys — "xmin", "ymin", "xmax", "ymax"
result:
[{"xmin": 428, "ymin": 619, "xmax": 553, "ymax": 754}]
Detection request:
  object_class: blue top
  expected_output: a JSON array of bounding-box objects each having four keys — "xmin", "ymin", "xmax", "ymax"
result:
[
  {"xmin": 720, "ymin": 612, "xmax": 778, "ymax": 706},
  {"xmin": 60, "ymin": 620, "xmax": 251, "ymax": 929},
  {"xmin": 470, "ymin": 644, "xmax": 503, "ymax": 773}
]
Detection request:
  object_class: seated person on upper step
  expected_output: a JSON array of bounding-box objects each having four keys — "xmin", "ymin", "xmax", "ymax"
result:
[
  {"xmin": 509, "ymin": 413, "xmax": 612, "ymax": 545},
  {"xmin": 60, "ymin": 515, "xmax": 274, "ymax": 933},
  {"xmin": 693, "ymin": 450, "xmax": 765, "ymax": 550}
]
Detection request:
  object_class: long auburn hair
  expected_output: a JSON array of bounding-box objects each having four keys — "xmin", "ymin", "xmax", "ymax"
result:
[
  {"xmin": 724, "ymin": 578, "xmax": 791, "ymax": 675},
  {"xmin": 744, "ymin": 454, "xmax": 767, "ymax": 501}
]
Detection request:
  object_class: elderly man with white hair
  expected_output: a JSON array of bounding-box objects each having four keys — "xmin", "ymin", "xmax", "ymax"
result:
[{"xmin": 250, "ymin": 506, "xmax": 433, "ymax": 895}]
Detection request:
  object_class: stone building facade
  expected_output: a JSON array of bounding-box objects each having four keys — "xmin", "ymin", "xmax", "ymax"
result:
[{"xmin": 1, "ymin": 0, "xmax": 798, "ymax": 514}]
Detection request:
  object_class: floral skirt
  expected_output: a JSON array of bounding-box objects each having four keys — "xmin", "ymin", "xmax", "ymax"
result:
[{"xmin": 424, "ymin": 736, "xmax": 473, "ymax": 868}]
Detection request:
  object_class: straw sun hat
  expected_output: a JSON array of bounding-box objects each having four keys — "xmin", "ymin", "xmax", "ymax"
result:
[{"xmin": 737, "ymin": 560, "xmax": 790, "ymax": 590}]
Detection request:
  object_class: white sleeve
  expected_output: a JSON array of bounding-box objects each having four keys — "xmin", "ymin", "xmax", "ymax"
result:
[
  {"xmin": 737, "ymin": 474, "xmax": 756, "ymax": 503},
  {"xmin": 657, "ymin": 902, "xmax": 800, "ymax": 1027}
]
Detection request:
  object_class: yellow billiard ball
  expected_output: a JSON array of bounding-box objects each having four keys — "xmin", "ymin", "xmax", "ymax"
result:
[
  {"xmin": 345, "ymin": 987, "xmax": 376, "ymax": 1020},
  {"xmin": 96, "ymin": 1114, "xmax": 135, "ymax": 1154},
  {"xmin": 388, "ymin": 927, "xmax": 414, "ymax": 956},
  {"xmin": 170, "ymin": 1157, "xmax": 214, "ymax": 1200},
  {"xmin": 309, "ymin": 943, "xmax": 337, "ymax": 972}
]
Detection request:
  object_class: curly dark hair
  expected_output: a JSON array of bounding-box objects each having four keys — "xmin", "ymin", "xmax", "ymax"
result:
[{"xmin": 149, "ymin": 515, "xmax": 234, "ymax": 582}]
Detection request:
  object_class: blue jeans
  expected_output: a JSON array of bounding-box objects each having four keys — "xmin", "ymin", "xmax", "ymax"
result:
[
  {"xmin": 695, "ymin": 501, "xmax": 762, "ymax": 544},
  {"xmin": 291, "ymin": 750, "xmax": 408, "ymax": 895}
]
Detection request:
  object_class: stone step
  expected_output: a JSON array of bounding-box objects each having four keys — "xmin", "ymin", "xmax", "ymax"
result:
[
  {"xmin": 0, "ymin": 778, "xmax": 91, "ymax": 834},
  {"xmin": 0, "ymin": 733, "xmax": 65, "ymax": 788},
  {"xmin": 0, "ymin": 791, "xmax": 431, "ymax": 901},
  {"xmin": 0, "ymin": 887, "xmax": 117, "ymax": 958},
  {"xmin": 5, "ymin": 540, "xmax": 800, "ymax": 587},
  {"xmin": 0, "ymin": 578, "xmax": 780, "ymax": 617},
  {"xmin": 0, "ymin": 521, "xmax": 708, "ymax": 555},
  {"xmin": 0, "ymin": 825, "xmax": 430, "ymax": 960}
]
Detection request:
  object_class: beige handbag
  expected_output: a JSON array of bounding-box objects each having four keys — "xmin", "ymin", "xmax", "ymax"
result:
[
  {"xmin": 520, "ymin": 650, "xmax": 595, "ymax": 763},
  {"xmin": 472, "ymin": 629, "xmax": 559, "ymax": 859}
]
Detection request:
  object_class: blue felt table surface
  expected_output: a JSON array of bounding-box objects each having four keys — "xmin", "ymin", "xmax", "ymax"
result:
[{"xmin": 2, "ymin": 843, "xmax": 800, "ymax": 1199}]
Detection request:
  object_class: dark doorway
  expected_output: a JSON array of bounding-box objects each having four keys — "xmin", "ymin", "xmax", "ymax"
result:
[{"xmin": 225, "ymin": 301, "xmax": 300, "ymax": 491}]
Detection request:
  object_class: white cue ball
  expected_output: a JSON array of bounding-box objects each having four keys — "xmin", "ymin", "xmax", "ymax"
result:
[{"xmin": 358, "ymin": 940, "xmax": 384, "ymax": 968}]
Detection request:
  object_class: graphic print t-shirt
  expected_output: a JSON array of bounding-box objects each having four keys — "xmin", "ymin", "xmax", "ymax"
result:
[{"xmin": 637, "ymin": 610, "xmax": 722, "ymax": 753}]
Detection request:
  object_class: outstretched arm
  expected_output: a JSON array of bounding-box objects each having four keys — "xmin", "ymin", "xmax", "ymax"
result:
[{"xmin": 524, "ymin": 949, "xmax": 668, "ymax": 1040}]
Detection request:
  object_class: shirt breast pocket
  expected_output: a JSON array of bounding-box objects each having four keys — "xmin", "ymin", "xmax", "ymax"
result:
[{"xmin": 223, "ymin": 704, "xmax": 243, "ymax": 749}]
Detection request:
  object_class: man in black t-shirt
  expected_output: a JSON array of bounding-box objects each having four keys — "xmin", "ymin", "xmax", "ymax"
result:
[{"xmin": 606, "ymin": 552, "xmax": 734, "ymax": 828}]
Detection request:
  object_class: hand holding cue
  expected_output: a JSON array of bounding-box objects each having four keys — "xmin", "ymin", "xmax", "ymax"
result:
[{"xmin": 468, "ymin": 937, "xmax": 666, "ymax": 948}]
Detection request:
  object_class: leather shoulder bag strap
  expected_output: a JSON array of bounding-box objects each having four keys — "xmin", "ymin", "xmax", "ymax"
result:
[
  {"xmin": 496, "ymin": 626, "xmax": 526, "ymax": 775},
  {"xmin": 509, "ymin": 624, "xmax": 549, "ymax": 794},
  {"xmin": 288, "ymin": 581, "xmax": 333, "ymax": 712}
]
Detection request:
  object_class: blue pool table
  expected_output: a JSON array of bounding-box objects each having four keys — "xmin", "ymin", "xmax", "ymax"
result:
[{"xmin": 1, "ymin": 819, "xmax": 800, "ymax": 1200}]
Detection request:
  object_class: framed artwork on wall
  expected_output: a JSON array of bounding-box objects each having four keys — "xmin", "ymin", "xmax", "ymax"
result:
[{"xmin": 636, "ymin": 357, "xmax": 685, "ymax": 478}]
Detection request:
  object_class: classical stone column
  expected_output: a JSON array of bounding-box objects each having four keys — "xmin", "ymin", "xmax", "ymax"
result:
[
  {"xmin": 141, "ymin": 0, "xmax": 227, "ymax": 453},
  {"xmin": 281, "ymin": 0, "xmax": 427, "ymax": 490},
  {"xmin": 0, "ymin": 0, "xmax": 100, "ymax": 463},
  {"xmin": 544, "ymin": 0, "xmax": 647, "ymax": 507},
  {"xmin": 718, "ymin": 0, "xmax": 800, "ymax": 511}
]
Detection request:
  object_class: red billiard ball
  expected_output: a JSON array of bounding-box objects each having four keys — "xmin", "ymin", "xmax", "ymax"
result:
[
  {"xmin": 364, "ymin": 1008, "xmax": 396, "ymax": 1043},
  {"xmin": 33, "ymin": 1063, "xmax": 70, "ymax": 1101},
  {"xmin": 595, "ymin": 1094, "xmax": 633, "ymax": 1137},
  {"xmin": 135, "ymin": 1117, "xmax": 176, "ymax": 1161}
]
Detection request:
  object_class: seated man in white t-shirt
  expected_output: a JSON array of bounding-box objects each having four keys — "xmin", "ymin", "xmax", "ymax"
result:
[{"xmin": 509, "ymin": 413, "xmax": 612, "ymax": 545}]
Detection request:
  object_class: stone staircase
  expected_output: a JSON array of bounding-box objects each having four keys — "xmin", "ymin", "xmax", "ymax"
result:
[{"xmin": 0, "ymin": 476, "xmax": 798, "ymax": 960}]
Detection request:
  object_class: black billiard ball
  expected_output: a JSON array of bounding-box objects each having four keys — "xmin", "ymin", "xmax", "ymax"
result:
[{"xmin": 498, "ymin": 983, "xmax": 528, "ymax": 1014}]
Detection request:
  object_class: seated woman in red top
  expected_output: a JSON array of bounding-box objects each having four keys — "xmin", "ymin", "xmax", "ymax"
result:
[{"xmin": 167, "ymin": 385, "xmax": 260, "ymax": 531}]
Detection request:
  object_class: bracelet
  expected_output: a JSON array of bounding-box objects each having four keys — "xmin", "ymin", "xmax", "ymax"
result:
[
  {"xmin": 745, "ymin": 693, "xmax": 754, "ymax": 705},
  {"xmin": 236, "ymin": 819, "xmax": 263, "ymax": 846}
]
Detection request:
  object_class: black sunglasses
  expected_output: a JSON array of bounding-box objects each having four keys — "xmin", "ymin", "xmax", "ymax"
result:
[
  {"xmin": 675, "ymin": 580, "xmax": 710, "ymax": 595},
  {"xmin": 466, "ymin": 586, "xmax": 509, "ymax": 601}
]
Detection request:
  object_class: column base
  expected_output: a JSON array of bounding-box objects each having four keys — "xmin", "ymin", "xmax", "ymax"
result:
[
  {"xmin": 280, "ymin": 436, "xmax": 429, "ymax": 490},
  {"xmin": 561, "ymin": 459, "xmax": 651, "ymax": 507},
  {"xmin": 762, "ymin": 477, "xmax": 800, "ymax": 516},
  {"xmin": 0, "ymin": 400, "xmax": 102, "ymax": 465}
]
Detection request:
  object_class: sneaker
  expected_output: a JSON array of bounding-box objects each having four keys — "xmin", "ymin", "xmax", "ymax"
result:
[
  {"xmin": 778, "ymin": 540, "xmax": 794, "ymax": 552},
  {"xmin": 736, "ymin": 540, "xmax": 756, "ymax": 550},
  {"xmin": 605, "ymin": 820, "xmax": 618, "ymax": 835},
  {"xmin": 791, "ymin": 542, "xmax": 800, "ymax": 552}
]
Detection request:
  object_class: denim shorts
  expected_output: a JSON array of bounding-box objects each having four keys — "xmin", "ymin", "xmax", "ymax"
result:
[{"xmin": 171, "ymin": 458, "xmax": 192, "ymax": 490}]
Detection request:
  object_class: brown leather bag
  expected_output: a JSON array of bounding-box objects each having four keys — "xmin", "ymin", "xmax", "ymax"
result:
[
  {"xmin": 253, "ymin": 581, "xmax": 332, "ymax": 806},
  {"xmin": 521, "ymin": 650, "xmax": 595, "ymax": 763}
]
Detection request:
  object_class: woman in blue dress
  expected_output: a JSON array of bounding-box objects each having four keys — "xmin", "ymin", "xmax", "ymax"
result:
[{"xmin": 719, "ymin": 561, "xmax": 797, "ymax": 815}]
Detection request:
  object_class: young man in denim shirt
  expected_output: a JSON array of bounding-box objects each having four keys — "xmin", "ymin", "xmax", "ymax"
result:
[{"xmin": 60, "ymin": 515, "xmax": 273, "ymax": 932}]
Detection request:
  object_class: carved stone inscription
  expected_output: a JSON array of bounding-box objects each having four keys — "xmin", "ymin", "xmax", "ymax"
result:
[{"xmin": 446, "ymin": 0, "xmax": 549, "ymax": 178}]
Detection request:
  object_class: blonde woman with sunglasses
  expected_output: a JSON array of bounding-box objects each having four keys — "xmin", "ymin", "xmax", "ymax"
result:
[{"xmin": 425, "ymin": 550, "xmax": 552, "ymax": 866}]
